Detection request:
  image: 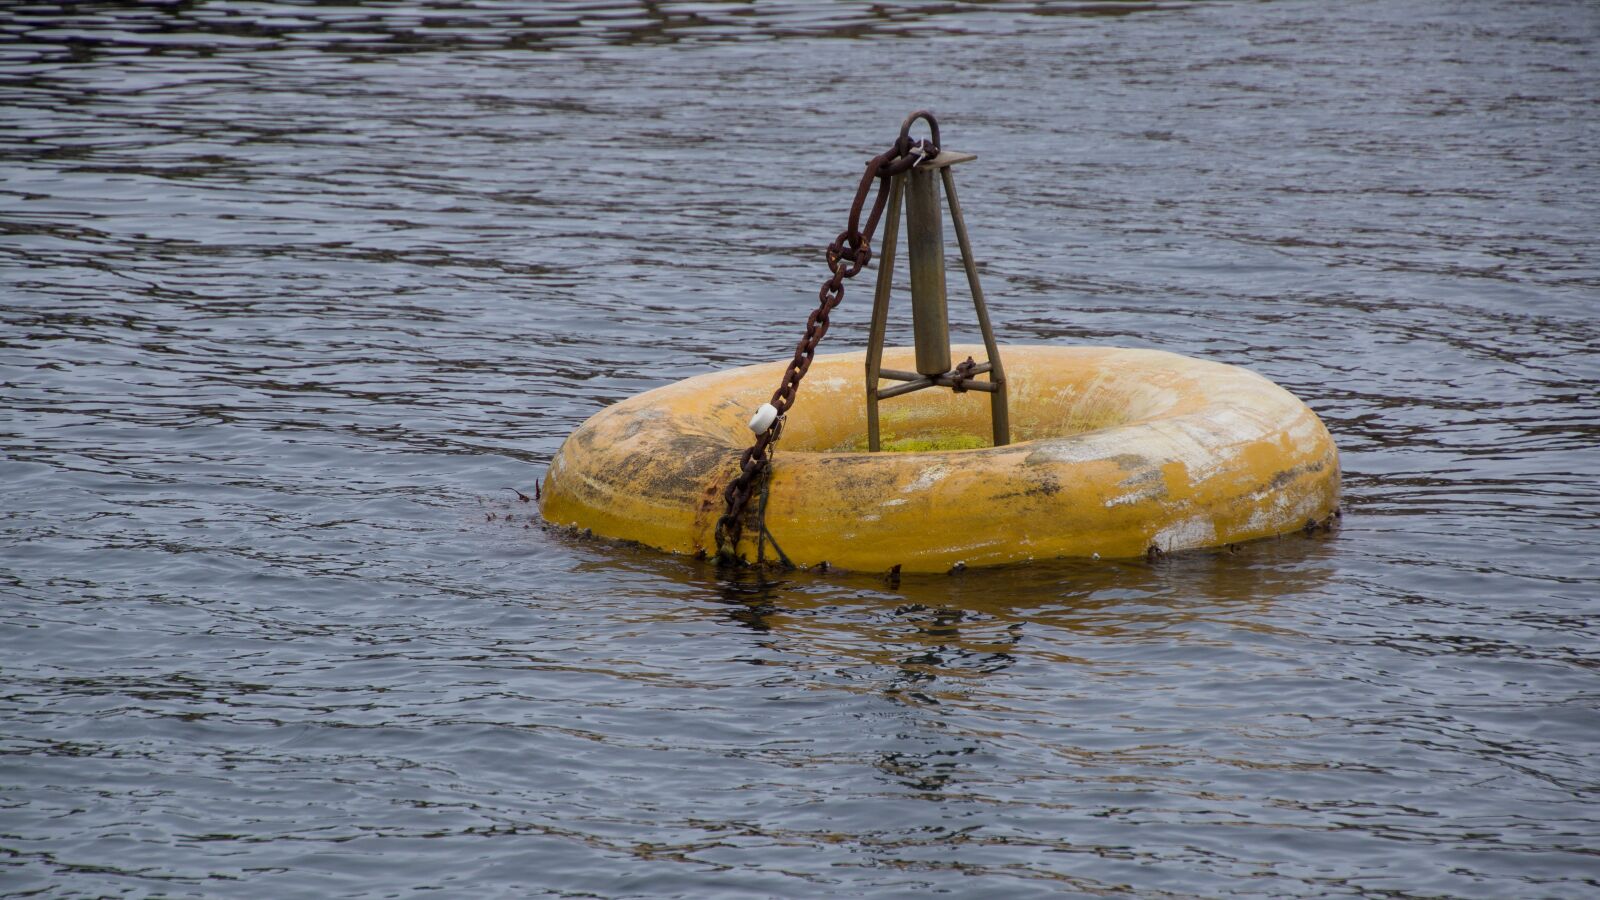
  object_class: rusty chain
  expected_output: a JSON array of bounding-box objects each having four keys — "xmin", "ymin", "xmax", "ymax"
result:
[{"xmin": 714, "ymin": 111, "xmax": 942, "ymax": 563}]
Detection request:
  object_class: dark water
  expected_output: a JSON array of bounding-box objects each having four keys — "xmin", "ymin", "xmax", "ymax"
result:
[{"xmin": 3, "ymin": 0, "xmax": 1598, "ymax": 896}]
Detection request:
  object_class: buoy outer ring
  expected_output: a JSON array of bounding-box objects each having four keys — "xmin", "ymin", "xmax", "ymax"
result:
[{"xmin": 541, "ymin": 345, "xmax": 1340, "ymax": 572}]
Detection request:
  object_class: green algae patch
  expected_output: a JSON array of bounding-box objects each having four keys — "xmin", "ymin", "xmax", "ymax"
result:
[{"xmin": 834, "ymin": 430, "xmax": 990, "ymax": 453}]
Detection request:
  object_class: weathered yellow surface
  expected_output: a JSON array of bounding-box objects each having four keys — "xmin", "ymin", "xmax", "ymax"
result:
[{"xmin": 541, "ymin": 345, "xmax": 1340, "ymax": 572}]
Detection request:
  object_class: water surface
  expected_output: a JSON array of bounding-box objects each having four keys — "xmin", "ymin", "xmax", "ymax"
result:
[{"xmin": 3, "ymin": 1, "xmax": 1598, "ymax": 896}]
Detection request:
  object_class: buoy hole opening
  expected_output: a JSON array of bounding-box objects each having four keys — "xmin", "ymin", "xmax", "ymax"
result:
[{"xmin": 771, "ymin": 375, "xmax": 1158, "ymax": 454}]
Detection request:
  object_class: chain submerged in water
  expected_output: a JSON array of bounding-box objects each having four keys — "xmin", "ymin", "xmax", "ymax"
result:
[{"xmin": 713, "ymin": 111, "xmax": 943, "ymax": 563}]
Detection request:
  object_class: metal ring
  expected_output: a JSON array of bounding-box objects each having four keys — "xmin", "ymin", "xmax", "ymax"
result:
[{"xmin": 898, "ymin": 109, "xmax": 940, "ymax": 153}]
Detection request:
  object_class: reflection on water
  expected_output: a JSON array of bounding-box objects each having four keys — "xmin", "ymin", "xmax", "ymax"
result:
[{"xmin": 3, "ymin": 0, "xmax": 1598, "ymax": 896}]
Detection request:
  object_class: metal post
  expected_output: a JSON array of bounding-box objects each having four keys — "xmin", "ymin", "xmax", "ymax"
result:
[{"xmin": 904, "ymin": 167, "xmax": 952, "ymax": 377}]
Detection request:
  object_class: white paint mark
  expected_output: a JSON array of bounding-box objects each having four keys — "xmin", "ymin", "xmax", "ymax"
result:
[
  {"xmin": 901, "ymin": 464, "xmax": 951, "ymax": 494},
  {"xmin": 1153, "ymin": 515, "xmax": 1217, "ymax": 552},
  {"xmin": 1105, "ymin": 486, "xmax": 1160, "ymax": 508}
]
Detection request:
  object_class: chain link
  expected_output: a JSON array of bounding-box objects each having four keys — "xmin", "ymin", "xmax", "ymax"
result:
[{"xmin": 714, "ymin": 111, "xmax": 941, "ymax": 563}]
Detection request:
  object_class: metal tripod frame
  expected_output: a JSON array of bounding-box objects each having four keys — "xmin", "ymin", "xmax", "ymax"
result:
[{"xmin": 864, "ymin": 153, "xmax": 1010, "ymax": 452}]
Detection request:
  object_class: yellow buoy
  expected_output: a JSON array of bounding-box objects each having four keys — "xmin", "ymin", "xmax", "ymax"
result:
[{"xmin": 541, "ymin": 344, "xmax": 1340, "ymax": 572}]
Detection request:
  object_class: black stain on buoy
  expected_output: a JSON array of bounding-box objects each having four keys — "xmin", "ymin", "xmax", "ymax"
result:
[
  {"xmin": 1146, "ymin": 544, "xmax": 1164, "ymax": 562},
  {"xmin": 886, "ymin": 564, "xmax": 902, "ymax": 588}
]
